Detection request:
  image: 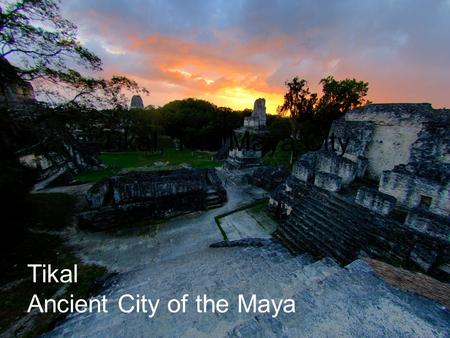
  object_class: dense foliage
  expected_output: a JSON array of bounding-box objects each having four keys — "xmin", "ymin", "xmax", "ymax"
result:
[
  {"xmin": 157, "ymin": 98, "xmax": 249, "ymax": 150},
  {"xmin": 279, "ymin": 76, "xmax": 369, "ymax": 149},
  {"xmin": 97, "ymin": 99, "xmax": 291, "ymax": 152},
  {"xmin": 0, "ymin": 0, "xmax": 147, "ymax": 107}
]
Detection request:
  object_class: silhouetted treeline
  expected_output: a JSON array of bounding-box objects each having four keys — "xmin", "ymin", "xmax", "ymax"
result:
[{"xmin": 83, "ymin": 98, "xmax": 291, "ymax": 152}]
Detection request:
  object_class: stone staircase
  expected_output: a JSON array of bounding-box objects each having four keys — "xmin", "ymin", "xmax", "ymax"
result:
[
  {"xmin": 273, "ymin": 179, "xmax": 450, "ymax": 275},
  {"xmin": 205, "ymin": 170, "xmax": 228, "ymax": 209},
  {"xmin": 45, "ymin": 240, "xmax": 450, "ymax": 337},
  {"xmin": 206, "ymin": 188, "xmax": 225, "ymax": 209},
  {"xmin": 226, "ymin": 259, "xmax": 450, "ymax": 337}
]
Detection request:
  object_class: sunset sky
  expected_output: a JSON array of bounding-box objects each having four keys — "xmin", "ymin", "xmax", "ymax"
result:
[{"xmin": 62, "ymin": 0, "xmax": 450, "ymax": 113}]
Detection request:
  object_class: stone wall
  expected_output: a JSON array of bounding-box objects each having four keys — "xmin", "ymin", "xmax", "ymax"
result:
[
  {"xmin": 79, "ymin": 169, "xmax": 227, "ymax": 229},
  {"xmin": 247, "ymin": 165, "xmax": 290, "ymax": 191},
  {"xmin": 17, "ymin": 133, "xmax": 103, "ymax": 190},
  {"xmin": 328, "ymin": 119, "xmax": 374, "ymax": 160},
  {"xmin": 343, "ymin": 103, "xmax": 444, "ymax": 179},
  {"xmin": 314, "ymin": 171, "xmax": 342, "ymax": 192},
  {"xmin": 405, "ymin": 207, "xmax": 450, "ymax": 242},
  {"xmin": 292, "ymin": 161, "xmax": 314, "ymax": 183},
  {"xmin": 355, "ymin": 187, "xmax": 396, "ymax": 216},
  {"xmin": 409, "ymin": 123, "xmax": 450, "ymax": 168},
  {"xmin": 379, "ymin": 165, "xmax": 450, "ymax": 217},
  {"xmin": 315, "ymin": 151, "xmax": 357, "ymax": 185},
  {"xmin": 292, "ymin": 151, "xmax": 359, "ymax": 187}
]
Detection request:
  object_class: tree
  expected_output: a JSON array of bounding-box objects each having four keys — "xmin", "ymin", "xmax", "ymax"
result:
[
  {"xmin": 316, "ymin": 76, "xmax": 369, "ymax": 122},
  {"xmin": 0, "ymin": 0, "xmax": 147, "ymax": 107},
  {"xmin": 279, "ymin": 76, "xmax": 369, "ymax": 157},
  {"xmin": 279, "ymin": 76, "xmax": 368, "ymax": 124},
  {"xmin": 278, "ymin": 77, "xmax": 317, "ymax": 123}
]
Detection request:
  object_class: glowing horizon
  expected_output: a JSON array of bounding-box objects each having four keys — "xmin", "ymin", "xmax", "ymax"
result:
[{"xmin": 62, "ymin": 1, "xmax": 450, "ymax": 112}]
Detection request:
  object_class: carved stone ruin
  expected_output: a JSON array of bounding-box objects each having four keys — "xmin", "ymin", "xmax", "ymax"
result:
[
  {"xmin": 270, "ymin": 103, "xmax": 450, "ymax": 279},
  {"xmin": 79, "ymin": 168, "xmax": 227, "ymax": 229},
  {"xmin": 224, "ymin": 98, "xmax": 267, "ymax": 169}
]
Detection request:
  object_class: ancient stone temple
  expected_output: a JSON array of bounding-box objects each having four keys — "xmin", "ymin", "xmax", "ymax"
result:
[
  {"xmin": 270, "ymin": 103, "xmax": 450, "ymax": 279},
  {"xmin": 130, "ymin": 95, "xmax": 144, "ymax": 109},
  {"xmin": 79, "ymin": 168, "xmax": 227, "ymax": 229},
  {"xmin": 224, "ymin": 98, "xmax": 267, "ymax": 169}
]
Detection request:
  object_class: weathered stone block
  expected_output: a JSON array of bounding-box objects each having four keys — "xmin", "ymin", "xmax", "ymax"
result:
[
  {"xmin": 314, "ymin": 171, "xmax": 342, "ymax": 192},
  {"xmin": 248, "ymin": 165, "xmax": 290, "ymax": 191},
  {"xmin": 292, "ymin": 162, "xmax": 314, "ymax": 183},
  {"xmin": 380, "ymin": 166, "xmax": 450, "ymax": 216},
  {"xmin": 80, "ymin": 169, "xmax": 227, "ymax": 229},
  {"xmin": 405, "ymin": 207, "xmax": 450, "ymax": 241},
  {"xmin": 327, "ymin": 119, "xmax": 374, "ymax": 158},
  {"xmin": 315, "ymin": 151, "xmax": 357, "ymax": 186},
  {"xmin": 410, "ymin": 243, "xmax": 438, "ymax": 272},
  {"xmin": 355, "ymin": 187, "xmax": 396, "ymax": 216}
]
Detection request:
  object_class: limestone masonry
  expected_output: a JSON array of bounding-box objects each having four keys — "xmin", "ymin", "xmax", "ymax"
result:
[
  {"xmin": 271, "ymin": 103, "xmax": 450, "ymax": 279},
  {"xmin": 224, "ymin": 98, "xmax": 268, "ymax": 169},
  {"xmin": 79, "ymin": 169, "xmax": 227, "ymax": 229}
]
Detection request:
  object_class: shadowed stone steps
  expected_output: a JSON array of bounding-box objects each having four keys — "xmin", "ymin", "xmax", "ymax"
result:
[
  {"xmin": 43, "ymin": 242, "xmax": 343, "ymax": 338},
  {"xmin": 41, "ymin": 172, "xmax": 450, "ymax": 337},
  {"xmin": 44, "ymin": 239, "xmax": 450, "ymax": 337},
  {"xmin": 274, "ymin": 180, "xmax": 450, "ymax": 274},
  {"xmin": 226, "ymin": 260, "xmax": 450, "ymax": 337}
]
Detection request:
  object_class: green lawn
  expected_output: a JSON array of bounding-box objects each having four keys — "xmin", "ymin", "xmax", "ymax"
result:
[{"xmin": 76, "ymin": 138, "xmax": 223, "ymax": 182}]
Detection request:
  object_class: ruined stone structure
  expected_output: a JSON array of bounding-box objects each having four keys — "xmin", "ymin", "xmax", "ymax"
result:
[
  {"xmin": 270, "ymin": 103, "xmax": 450, "ymax": 279},
  {"xmin": 79, "ymin": 169, "xmax": 227, "ymax": 229},
  {"xmin": 130, "ymin": 95, "xmax": 144, "ymax": 109},
  {"xmin": 224, "ymin": 98, "xmax": 267, "ymax": 169},
  {"xmin": 0, "ymin": 56, "xmax": 35, "ymax": 106},
  {"xmin": 0, "ymin": 56, "xmax": 102, "ymax": 189},
  {"xmin": 355, "ymin": 187, "xmax": 396, "ymax": 216},
  {"xmin": 243, "ymin": 97, "xmax": 267, "ymax": 128},
  {"xmin": 18, "ymin": 140, "xmax": 102, "ymax": 190},
  {"xmin": 247, "ymin": 165, "xmax": 290, "ymax": 191}
]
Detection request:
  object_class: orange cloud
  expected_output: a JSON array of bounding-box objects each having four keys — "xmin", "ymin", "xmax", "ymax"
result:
[
  {"xmin": 119, "ymin": 33, "xmax": 291, "ymax": 112},
  {"xmin": 66, "ymin": 1, "xmax": 450, "ymax": 110},
  {"xmin": 96, "ymin": 26, "xmax": 450, "ymax": 112}
]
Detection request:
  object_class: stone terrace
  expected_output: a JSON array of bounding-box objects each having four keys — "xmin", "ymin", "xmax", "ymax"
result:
[{"xmin": 43, "ymin": 172, "xmax": 450, "ymax": 337}]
